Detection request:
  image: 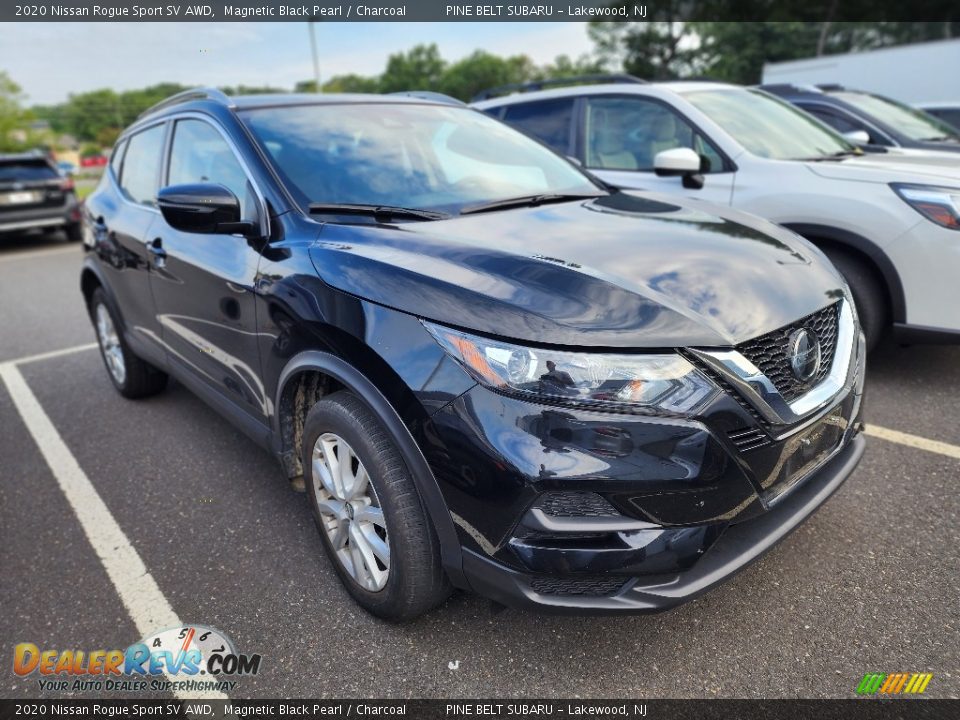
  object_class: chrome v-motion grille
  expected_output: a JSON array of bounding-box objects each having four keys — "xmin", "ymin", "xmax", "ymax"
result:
[
  {"xmin": 736, "ymin": 303, "xmax": 840, "ymax": 402},
  {"xmin": 688, "ymin": 300, "xmax": 858, "ymax": 427}
]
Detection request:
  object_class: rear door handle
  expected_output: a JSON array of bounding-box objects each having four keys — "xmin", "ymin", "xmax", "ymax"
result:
[{"xmin": 147, "ymin": 237, "xmax": 167, "ymax": 268}]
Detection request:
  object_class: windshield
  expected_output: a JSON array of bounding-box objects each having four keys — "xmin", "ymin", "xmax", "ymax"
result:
[
  {"xmin": 240, "ymin": 102, "xmax": 600, "ymax": 214},
  {"xmin": 685, "ymin": 88, "xmax": 855, "ymax": 160},
  {"xmin": 834, "ymin": 92, "xmax": 960, "ymax": 142}
]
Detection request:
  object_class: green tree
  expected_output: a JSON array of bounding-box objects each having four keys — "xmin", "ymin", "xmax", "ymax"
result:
[
  {"xmin": 319, "ymin": 74, "xmax": 381, "ymax": 93},
  {"xmin": 536, "ymin": 54, "xmax": 607, "ymax": 80},
  {"xmin": 589, "ymin": 1, "xmax": 700, "ymax": 80},
  {"xmin": 437, "ymin": 51, "xmax": 536, "ymax": 101},
  {"xmin": 691, "ymin": 21, "xmax": 821, "ymax": 84},
  {"xmin": 378, "ymin": 44, "xmax": 446, "ymax": 93},
  {"xmin": 0, "ymin": 71, "xmax": 33, "ymax": 151}
]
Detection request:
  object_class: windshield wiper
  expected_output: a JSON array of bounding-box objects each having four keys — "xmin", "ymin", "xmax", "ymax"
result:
[
  {"xmin": 922, "ymin": 135, "xmax": 959, "ymax": 142},
  {"xmin": 307, "ymin": 203, "xmax": 450, "ymax": 221},
  {"xmin": 459, "ymin": 193, "xmax": 605, "ymax": 216}
]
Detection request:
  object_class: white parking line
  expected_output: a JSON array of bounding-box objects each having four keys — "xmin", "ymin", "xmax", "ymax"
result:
[
  {"xmin": 865, "ymin": 424, "xmax": 960, "ymax": 461},
  {"xmin": 0, "ymin": 361, "xmax": 227, "ymax": 701},
  {"xmin": 6, "ymin": 342, "xmax": 98, "ymax": 366}
]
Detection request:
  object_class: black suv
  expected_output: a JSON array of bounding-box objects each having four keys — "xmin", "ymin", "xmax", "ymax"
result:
[
  {"xmin": 81, "ymin": 89, "xmax": 866, "ymax": 619},
  {"xmin": 761, "ymin": 83, "xmax": 960, "ymax": 152},
  {"xmin": 1, "ymin": 152, "xmax": 82, "ymax": 240}
]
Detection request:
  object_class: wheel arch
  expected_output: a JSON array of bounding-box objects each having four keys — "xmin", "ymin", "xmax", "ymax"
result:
[
  {"xmin": 782, "ymin": 223, "xmax": 906, "ymax": 324},
  {"xmin": 272, "ymin": 349, "xmax": 467, "ymax": 587}
]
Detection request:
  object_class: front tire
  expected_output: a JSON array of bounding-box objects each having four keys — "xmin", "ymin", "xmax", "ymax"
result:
[
  {"xmin": 303, "ymin": 391, "xmax": 450, "ymax": 620},
  {"xmin": 823, "ymin": 248, "xmax": 888, "ymax": 353},
  {"xmin": 90, "ymin": 288, "xmax": 167, "ymax": 398}
]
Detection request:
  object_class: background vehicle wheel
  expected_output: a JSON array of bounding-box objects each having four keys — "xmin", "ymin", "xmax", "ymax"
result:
[
  {"xmin": 64, "ymin": 222, "xmax": 83, "ymax": 242},
  {"xmin": 303, "ymin": 391, "xmax": 450, "ymax": 620},
  {"xmin": 90, "ymin": 288, "xmax": 168, "ymax": 398},
  {"xmin": 823, "ymin": 248, "xmax": 888, "ymax": 353}
]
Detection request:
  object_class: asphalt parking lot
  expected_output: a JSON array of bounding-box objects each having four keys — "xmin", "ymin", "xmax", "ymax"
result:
[{"xmin": 1, "ymin": 234, "xmax": 958, "ymax": 700}]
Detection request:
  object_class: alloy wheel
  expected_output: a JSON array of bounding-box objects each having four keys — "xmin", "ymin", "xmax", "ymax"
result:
[
  {"xmin": 95, "ymin": 303, "xmax": 126, "ymax": 386},
  {"xmin": 311, "ymin": 432, "xmax": 390, "ymax": 591}
]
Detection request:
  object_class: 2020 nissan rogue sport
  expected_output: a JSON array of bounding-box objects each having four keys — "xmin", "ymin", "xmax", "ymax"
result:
[{"xmin": 80, "ymin": 89, "xmax": 866, "ymax": 619}]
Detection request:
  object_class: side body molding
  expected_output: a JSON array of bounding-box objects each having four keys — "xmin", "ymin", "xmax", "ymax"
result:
[{"xmin": 272, "ymin": 350, "xmax": 467, "ymax": 588}]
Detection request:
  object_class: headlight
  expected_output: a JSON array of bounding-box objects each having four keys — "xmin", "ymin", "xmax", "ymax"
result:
[
  {"xmin": 423, "ymin": 322, "xmax": 719, "ymax": 414},
  {"xmin": 892, "ymin": 183, "xmax": 960, "ymax": 230}
]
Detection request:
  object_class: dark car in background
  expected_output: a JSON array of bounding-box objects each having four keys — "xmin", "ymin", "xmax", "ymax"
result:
[
  {"xmin": 917, "ymin": 102, "xmax": 960, "ymax": 133},
  {"xmin": 0, "ymin": 153, "xmax": 82, "ymax": 241},
  {"xmin": 762, "ymin": 83, "xmax": 960, "ymax": 152},
  {"xmin": 80, "ymin": 89, "xmax": 865, "ymax": 619}
]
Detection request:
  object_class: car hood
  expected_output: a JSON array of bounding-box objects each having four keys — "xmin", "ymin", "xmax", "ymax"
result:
[
  {"xmin": 308, "ymin": 192, "xmax": 846, "ymax": 348},
  {"xmin": 806, "ymin": 151, "xmax": 960, "ymax": 185}
]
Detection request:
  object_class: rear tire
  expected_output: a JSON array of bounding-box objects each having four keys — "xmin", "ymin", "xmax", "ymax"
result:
[
  {"xmin": 822, "ymin": 248, "xmax": 887, "ymax": 353},
  {"xmin": 90, "ymin": 288, "xmax": 167, "ymax": 398},
  {"xmin": 65, "ymin": 222, "xmax": 83, "ymax": 242},
  {"xmin": 303, "ymin": 390, "xmax": 450, "ymax": 620}
]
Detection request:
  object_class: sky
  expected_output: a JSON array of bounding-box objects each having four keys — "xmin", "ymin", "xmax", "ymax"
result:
[{"xmin": 0, "ymin": 22, "xmax": 595, "ymax": 105}]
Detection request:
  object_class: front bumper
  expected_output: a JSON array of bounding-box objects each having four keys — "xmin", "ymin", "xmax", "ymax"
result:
[
  {"xmin": 460, "ymin": 433, "xmax": 864, "ymax": 613},
  {"xmin": 422, "ymin": 317, "xmax": 866, "ymax": 613}
]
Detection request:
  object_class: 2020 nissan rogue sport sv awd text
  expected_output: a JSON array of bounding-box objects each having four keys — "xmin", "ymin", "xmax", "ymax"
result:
[{"xmin": 80, "ymin": 89, "xmax": 866, "ymax": 619}]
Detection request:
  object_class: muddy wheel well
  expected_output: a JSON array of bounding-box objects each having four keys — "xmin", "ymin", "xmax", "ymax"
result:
[{"xmin": 276, "ymin": 370, "xmax": 344, "ymax": 480}]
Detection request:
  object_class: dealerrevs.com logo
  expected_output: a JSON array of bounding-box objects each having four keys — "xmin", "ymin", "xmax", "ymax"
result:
[
  {"xmin": 856, "ymin": 672, "xmax": 934, "ymax": 695},
  {"xmin": 13, "ymin": 625, "xmax": 261, "ymax": 693}
]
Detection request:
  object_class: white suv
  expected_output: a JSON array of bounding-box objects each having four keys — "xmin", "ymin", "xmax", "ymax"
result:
[{"xmin": 475, "ymin": 80, "xmax": 960, "ymax": 350}]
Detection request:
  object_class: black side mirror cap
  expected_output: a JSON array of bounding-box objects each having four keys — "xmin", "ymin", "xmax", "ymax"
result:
[{"xmin": 157, "ymin": 183, "xmax": 255, "ymax": 236}]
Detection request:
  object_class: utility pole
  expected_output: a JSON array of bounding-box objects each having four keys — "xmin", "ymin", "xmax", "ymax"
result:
[{"xmin": 308, "ymin": 19, "xmax": 321, "ymax": 92}]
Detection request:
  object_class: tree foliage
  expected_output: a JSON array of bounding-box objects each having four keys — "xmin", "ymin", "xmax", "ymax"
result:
[
  {"xmin": 590, "ymin": 16, "xmax": 960, "ymax": 84},
  {"xmin": 0, "ymin": 72, "xmax": 44, "ymax": 152}
]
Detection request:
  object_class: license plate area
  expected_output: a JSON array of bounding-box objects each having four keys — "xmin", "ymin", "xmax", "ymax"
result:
[
  {"xmin": 762, "ymin": 407, "xmax": 847, "ymax": 505},
  {"xmin": 0, "ymin": 191, "xmax": 43, "ymax": 205}
]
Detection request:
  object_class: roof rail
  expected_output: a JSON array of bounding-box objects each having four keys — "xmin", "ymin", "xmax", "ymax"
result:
[
  {"xmin": 388, "ymin": 91, "xmax": 465, "ymax": 106},
  {"xmin": 138, "ymin": 87, "xmax": 235, "ymax": 119},
  {"xmin": 472, "ymin": 74, "xmax": 646, "ymax": 102}
]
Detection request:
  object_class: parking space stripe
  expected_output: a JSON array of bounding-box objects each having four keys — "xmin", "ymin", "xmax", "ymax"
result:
[
  {"xmin": 0, "ymin": 362, "xmax": 227, "ymax": 700},
  {"xmin": 7, "ymin": 342, "xmax": 98, "ymax": 367},
  {"xmin": 865, "ymin": 424, "xmax": 960, "ymax": 461}
]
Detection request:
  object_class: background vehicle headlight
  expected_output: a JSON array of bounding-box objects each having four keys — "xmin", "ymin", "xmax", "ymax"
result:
[
  {"xmin": 423, "ymin": 322, "xmax": 719, "ymax": 414},
  {"xmin": 892, "ymin": 183, "xmax": 960, "ymax": 230}
]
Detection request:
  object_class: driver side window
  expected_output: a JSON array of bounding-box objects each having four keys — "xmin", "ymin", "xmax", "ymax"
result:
[
  {"xmin": 167, "ymin": 119, "xmax": 258, "ymax": 219},
  {"xmin": 584, "ymin": 96, "xmax": 724, "ymax": 173}
]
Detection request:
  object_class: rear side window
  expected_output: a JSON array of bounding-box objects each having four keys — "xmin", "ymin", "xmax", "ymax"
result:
[
  {"xmin": 0, "ymin": 160, "xmax": 58, "ymax": 182},
  {"xmin": 119, "ymin": 124, "xmax": 165, "ymax": 206},
  {"xmin": 502, "ymin": 99, "xmax": 575, "ymax": 155}
]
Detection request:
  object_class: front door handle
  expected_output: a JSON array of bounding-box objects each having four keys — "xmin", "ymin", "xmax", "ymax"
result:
[{"xmin": 147, "ymin": 237, "xmax": 167, "ymax": 268}]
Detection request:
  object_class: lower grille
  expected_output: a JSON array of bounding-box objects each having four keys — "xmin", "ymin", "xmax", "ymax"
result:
[
  {"xmin": 534, "ymin": 491, "xmax": 619, "ymax": 518},
  {"xmin": 736, "ymin": 303, "xmax": 840, "ymax": 402},
  {"xmin": 529, "ymin": 575, "xmax": 628, "ymax": 597}
]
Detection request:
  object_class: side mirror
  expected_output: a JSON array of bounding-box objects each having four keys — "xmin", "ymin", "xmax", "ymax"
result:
[
  {"xmin": 157, "ymin": 183, "xmax": 254, "ymax": 235},
  {"xmin": 843, "ymin": 129, "xmax": 871, "ymax": 145},
  {"xmin": 653, "ymin": 147, "xmax": 704, "ymax": 189}
]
